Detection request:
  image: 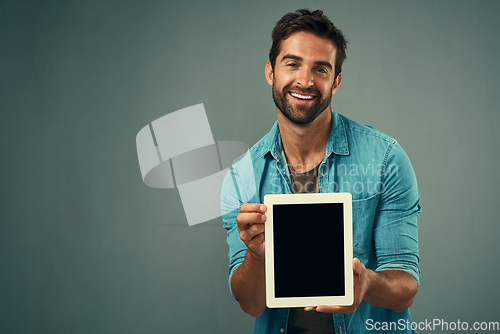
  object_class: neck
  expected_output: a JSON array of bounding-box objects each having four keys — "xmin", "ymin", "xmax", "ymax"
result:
[{"xmin": 277, "ymin": 108, "xmax": 332, "ymax": 173}]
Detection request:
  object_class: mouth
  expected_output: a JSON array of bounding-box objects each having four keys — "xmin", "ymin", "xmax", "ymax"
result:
[{"xmin": 289, "ymin": 91, "xmax": 316, "ymax": 101}]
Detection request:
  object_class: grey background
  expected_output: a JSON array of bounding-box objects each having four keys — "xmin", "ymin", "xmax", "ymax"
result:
[{"xmin": 1, "ymin": 0, "xmax": 499, "ymax": 333}]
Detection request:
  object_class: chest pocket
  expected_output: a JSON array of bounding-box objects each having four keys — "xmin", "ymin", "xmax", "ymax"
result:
[{"xmin": 352, "ymin": 194, "xmax": 379, "ymax": 265}]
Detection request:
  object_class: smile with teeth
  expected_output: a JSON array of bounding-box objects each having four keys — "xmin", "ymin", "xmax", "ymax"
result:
[{"xmin": 289, "ymin": 92, "xmax": 315, "ymax": 100}]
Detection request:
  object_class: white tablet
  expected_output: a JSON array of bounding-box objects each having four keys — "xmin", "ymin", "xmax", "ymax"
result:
[{"xmin": 264, "ymin": 193, "xmax": 353, "ymax": 308}]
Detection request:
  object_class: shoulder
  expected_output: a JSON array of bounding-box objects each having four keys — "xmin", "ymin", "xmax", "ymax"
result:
[
  {"xmin": 334, "ymin": 112, "xmax": 413, "ymax": 171},
  {"xmin": 337, "ymin": 113, "xmax": 397, "ymax": 146}
]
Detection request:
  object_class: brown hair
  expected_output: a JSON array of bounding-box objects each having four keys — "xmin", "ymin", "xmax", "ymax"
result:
[{"xmin": 269, "ymin": 9, "xmax": 347, "ymax": 79}]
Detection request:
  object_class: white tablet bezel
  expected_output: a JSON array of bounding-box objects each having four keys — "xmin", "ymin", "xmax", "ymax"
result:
[{"xmin": 264, "ymin": 192, "xmax": 353, "ymax": 308}]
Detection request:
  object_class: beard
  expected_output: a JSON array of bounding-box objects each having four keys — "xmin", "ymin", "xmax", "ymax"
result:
[{"xmin": 272, "ymin": 79, "xmax": 333, "ymax": 125}]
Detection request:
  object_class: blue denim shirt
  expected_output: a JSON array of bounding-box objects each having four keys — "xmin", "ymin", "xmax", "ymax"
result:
[{"xmin": 221, "ymin": 111, "xmax": 421, "ymax": 334}]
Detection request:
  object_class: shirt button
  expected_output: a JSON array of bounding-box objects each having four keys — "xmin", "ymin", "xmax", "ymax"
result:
[{"xmin": 280, "ymin": 328, "xmax": 284, "ymax": 333}]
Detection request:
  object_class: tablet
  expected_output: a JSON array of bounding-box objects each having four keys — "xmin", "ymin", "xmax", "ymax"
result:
[{"xmin": 264, "ymin": 193, "xmax": 353, "ymax": 308}]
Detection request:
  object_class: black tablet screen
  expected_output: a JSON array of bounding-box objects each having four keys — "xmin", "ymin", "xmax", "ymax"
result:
[{"xmin": 273, "ymin": 203, "xmax": 345, "ymax": 298}]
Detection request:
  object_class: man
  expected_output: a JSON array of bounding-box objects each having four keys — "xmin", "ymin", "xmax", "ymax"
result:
[{"xmin": 221, "ymin": 9, "xmax": 421, "ymax": 334}]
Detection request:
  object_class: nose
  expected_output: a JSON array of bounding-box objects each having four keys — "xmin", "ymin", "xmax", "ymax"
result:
[{"xmin": 296, "ymin": 67, "xmax": 314, "ymax": 88}]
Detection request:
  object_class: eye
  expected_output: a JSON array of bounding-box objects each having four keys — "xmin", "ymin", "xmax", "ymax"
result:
[
  {"xmin": 315, "ymin": 67, "xmax": 328, "ymax": 74},
  {"xmin": 286, "ymin": 62, "xmax": 298, "ymax": 67}
]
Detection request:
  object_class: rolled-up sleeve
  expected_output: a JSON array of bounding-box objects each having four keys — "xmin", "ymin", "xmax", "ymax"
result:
[
  {"xmin": 221, "ymin": 168, "xmax": 247, "ymax": 298},
  {"xmin": 221, "ymin": 150, "xmax": 260, "ymax": 297},
  {"xmin": 374, "ymin": 141, "xmax": 421, "ymax": 286}
]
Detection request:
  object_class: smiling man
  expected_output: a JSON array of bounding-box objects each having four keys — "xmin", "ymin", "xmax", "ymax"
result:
[
  {"xmin": 269, "ymin": 31, "xmax": 339, "ymax": 127},
  {"xmin": 221, "ymin": 9, "xmax": 421, "ymax": 334}
]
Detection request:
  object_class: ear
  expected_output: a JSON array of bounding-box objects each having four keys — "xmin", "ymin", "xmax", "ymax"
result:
[
  {"xmin": 331, "ymin": 73, "xmax": 342, "ymax": 96},
  {"xmin": 265, "ymin": 61, "xmax": 274, "ymax": 86}
]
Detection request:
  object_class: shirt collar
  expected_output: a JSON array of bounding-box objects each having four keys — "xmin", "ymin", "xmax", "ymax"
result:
[{"xmin": 260, "ymin": 110, "xmax": 350, "ymax": 159}]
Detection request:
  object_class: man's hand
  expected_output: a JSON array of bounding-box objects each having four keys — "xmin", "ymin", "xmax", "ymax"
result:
[
  {"xmin": 310, "ymin": 258, "xmax": 417, "ymax": 314},
  {"xmin": 232, "ymin": 203, "xmax": 268, "ymax": 317},
  {"xmin": 314, "ymin": 258, "xmax": 369, "ymax": 314},
  {"xmin": 236, "ymin": 203, "xmax": 267, "ymax": 259}
]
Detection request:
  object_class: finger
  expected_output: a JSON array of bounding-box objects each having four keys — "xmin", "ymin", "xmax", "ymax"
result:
[
  {"xmin": 248, "ymin": 223, "xmax": 265, "ymax": 237},
  {"xmin": 236, "ymin": 212, "xmax": 266, "ymax": 227},
  {"xmin": 240, "ymin": 231, "xmax": 265, "ymax": 251},
  {"xmin": 304, "ymin": 306, "xmax": 317, "ymax": 312},
  {"xmin": 352, "ymin": 258, "xmax": 365, "ymax": 276},
  {"xmin": 315, "ymin": 305, "xmax": 341, "ymax": 313},
  {"xmin": 316, "ymin": 305, "xmax": 354, "ymax": 314},
  {"xmin": 352, "ymin": 258, "xmax": 361, "ymax": 273},
  {"xmin": 240, "ymin": 203, "xmax": 267, "ymax": 214},
  {"xmin": 239, "ymin": 224, "xmax": 265, "ymax": 243},
  {"xmin": 251, "ymin": 231, "xmax": 265, "ymax": 244}
]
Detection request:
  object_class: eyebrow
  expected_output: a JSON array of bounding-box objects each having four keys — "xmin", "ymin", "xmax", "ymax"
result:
[{"xmin": 281, "ymin": 54, "xmax": 333, "ymax": 70}]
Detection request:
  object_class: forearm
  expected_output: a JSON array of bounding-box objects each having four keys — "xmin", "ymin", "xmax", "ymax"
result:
[
  {"xmin": 364, "ymin": 269, "xmax": 418, "ymax": 312},
  {"xmin": 231, "ymin": 251, "xmax": 267, "ymax": 317}
]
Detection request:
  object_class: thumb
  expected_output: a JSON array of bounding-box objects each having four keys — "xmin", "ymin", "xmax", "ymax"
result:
[{"xmin": 352, "ymin": 258, "xmax": 362, "ymax": 274}]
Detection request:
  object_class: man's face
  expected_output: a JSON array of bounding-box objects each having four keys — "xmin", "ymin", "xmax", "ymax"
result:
[{"xmin": 266, "ymin": 31, "xmax": 341, "ymax": 125}]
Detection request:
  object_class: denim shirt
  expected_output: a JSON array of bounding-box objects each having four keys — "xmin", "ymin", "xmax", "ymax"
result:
[{"xmin": 221, "ymin": 111, "xmax": 421, "ymax": 334}]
